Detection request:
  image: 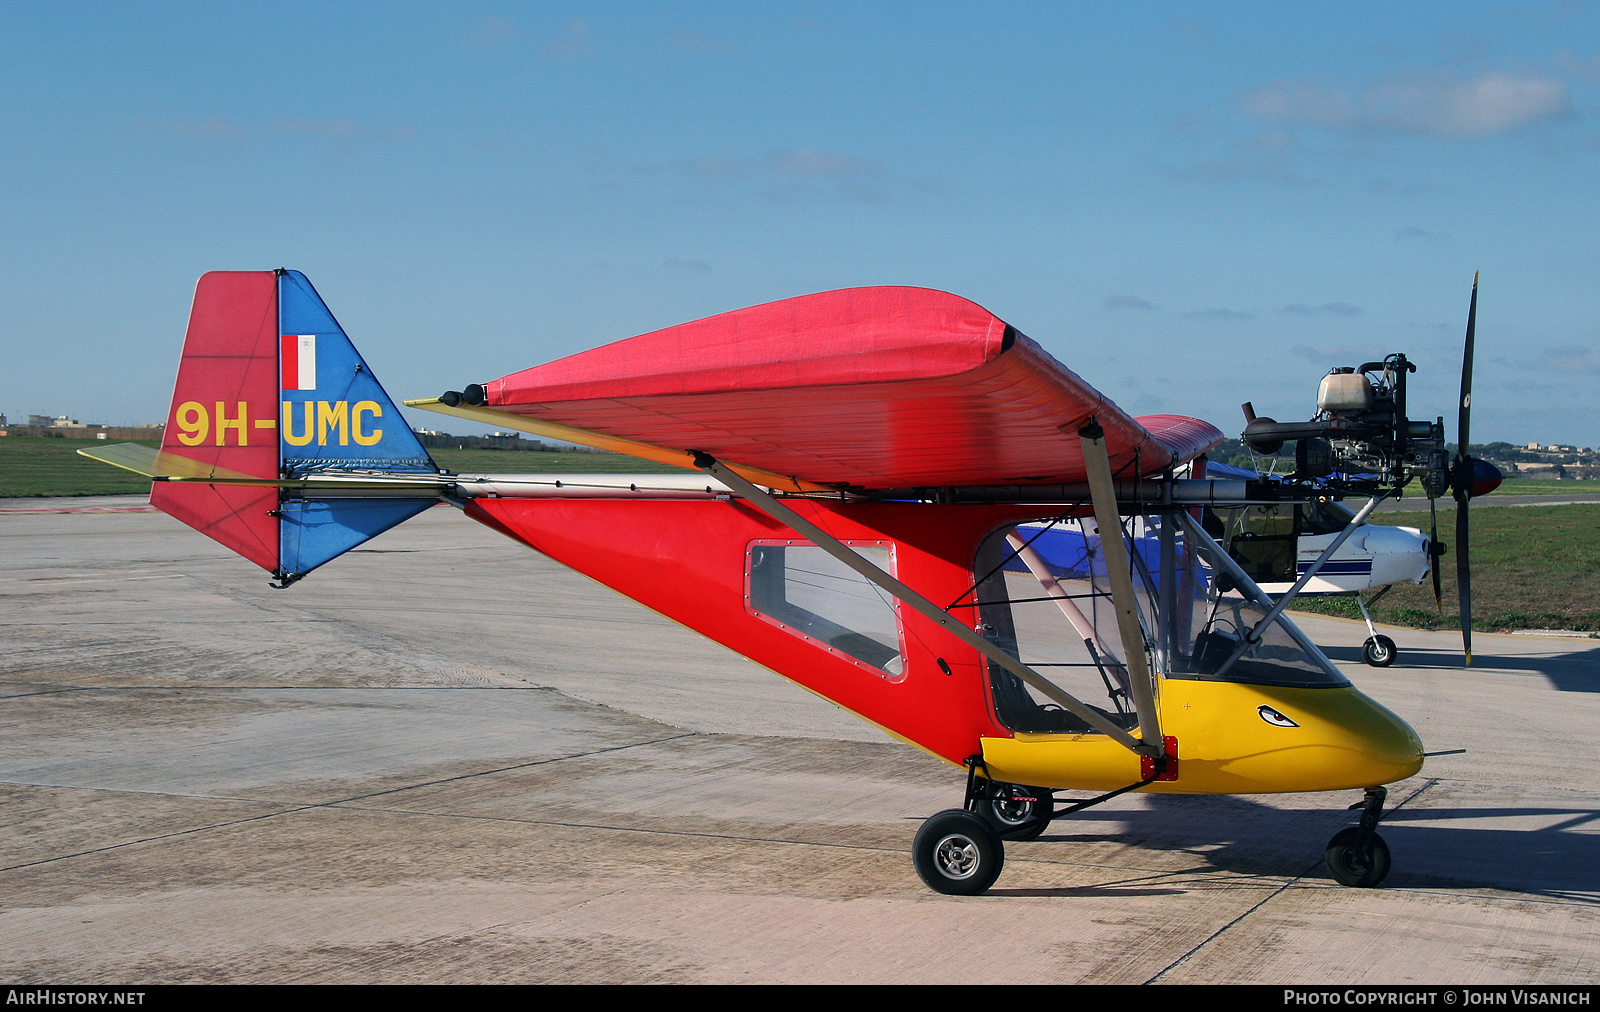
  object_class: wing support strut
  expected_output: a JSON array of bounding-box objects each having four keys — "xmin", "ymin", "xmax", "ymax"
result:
[
  {"xmin": 1075, "ymin": 422, "xmax": 1164, "ymax": 751},
  {"xmin": 690, "ymin": 451, "xmax": 1152, "ymax": 757}
]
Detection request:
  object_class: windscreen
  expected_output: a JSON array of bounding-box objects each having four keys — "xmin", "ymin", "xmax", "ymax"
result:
[{"xmin": 973, "ymin": 511, "xmax": 1346, "ymax": 732}]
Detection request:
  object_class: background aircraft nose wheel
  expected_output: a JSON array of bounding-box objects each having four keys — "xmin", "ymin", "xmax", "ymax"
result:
[
  {"xmin": 1325, "ymin": 827, "xmax": 1391, "ymax": 887},
  {"xmin": 976, "ymin": 784, "xmax": 1055, "ymax": 841},
  {"xmin": 913, "ymin": 810, "xmax": 1005, "ymax": 895},
  {"xmin": 1362, "ymin": 635, "xmax": 1398, "ymax": 667}
]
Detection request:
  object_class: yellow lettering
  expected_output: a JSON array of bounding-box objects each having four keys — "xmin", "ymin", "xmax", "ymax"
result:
[
  {"xmin": 282, "ymin": 401, "xmax": 313, "ymax": 446},
  {"xmin": 176, "ymin": 402, "xmax": 208, "ymax": 446},
  {"xmin": 254, "ymin": 418, "xmax": 277, "ymax": 430},
  {"xmin": 351, "ymin": 401, "xmax": 382, "ymax": 446},
  {"xmin": 214, "ymin": 402, "xmax": 248, "ymax": 446},
  {"xmin": 317, "ymin": 400, "xmax": 348, "ymax": 446}
]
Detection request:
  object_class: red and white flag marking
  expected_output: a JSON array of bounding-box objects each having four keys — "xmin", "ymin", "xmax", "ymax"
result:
[{"xmin": 281, "ymin": 335, "xmax": 317, "ymax": 391}]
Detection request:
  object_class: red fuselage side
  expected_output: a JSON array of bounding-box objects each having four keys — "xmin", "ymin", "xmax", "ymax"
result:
[{"xmin": 467, "ymin": 496, "xmax": 1066, "ymax": 765}]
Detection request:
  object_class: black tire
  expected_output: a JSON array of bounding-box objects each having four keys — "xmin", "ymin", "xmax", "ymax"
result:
[
  {"xmin": 913, "ymin": 809, "xmax": 1005, "ymax": 895},
  {"xmin": 1363, "ymin": 635, "xmax": 1397, "ymax": 667},
  {"xmin": 977, "ymin": 784, "xmax": 1055, "ymax": 841},
  {"xmin": 1325, "ymin": 827, "xmax": 1391, "ymax": 887}
]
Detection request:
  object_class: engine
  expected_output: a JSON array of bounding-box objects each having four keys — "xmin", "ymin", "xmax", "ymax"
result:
[{"xmin": 1242, "ymin": 354, "xmax": 1449, "ymax": 495}]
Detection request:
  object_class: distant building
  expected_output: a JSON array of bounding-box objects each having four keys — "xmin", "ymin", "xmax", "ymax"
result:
[{"xmin": 29, "ymin": 414, "xmax": 85, "ymax": 428}]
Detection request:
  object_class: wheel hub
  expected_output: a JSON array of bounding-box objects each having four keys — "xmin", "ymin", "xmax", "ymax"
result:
[{"xmin": 934, "ymin": 833, "xmax": 981, "ymax": 879}]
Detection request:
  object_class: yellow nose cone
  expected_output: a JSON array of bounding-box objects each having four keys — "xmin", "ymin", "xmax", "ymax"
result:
[
  {"xmin": 1159, "ymin": 681, "xmax": 1425, "ymax": 794},
  {"xmin": 979, "ymin": 681, "xmax": 1425, "ymax": 796}
]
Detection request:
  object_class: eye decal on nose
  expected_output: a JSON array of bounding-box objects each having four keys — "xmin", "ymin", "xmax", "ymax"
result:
[{"xmin": 1258, "ymin": 705, "xmax": 1300, "ymax": 728}]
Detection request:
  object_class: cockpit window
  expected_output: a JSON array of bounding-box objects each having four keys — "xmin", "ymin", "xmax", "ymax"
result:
[
  {"xmin": 972, "ymin": 513, "xmax": 1348, "ymax": 728},
  {"xmin": 973, "ymin": 519, "xmax": 1145, "ymax": 734},
  {"xmin": 746, "ymin": 540, "xmax": 905, "ymax": 680}
]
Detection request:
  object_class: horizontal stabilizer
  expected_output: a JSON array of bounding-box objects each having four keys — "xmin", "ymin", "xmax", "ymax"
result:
[
  {"xmin": 76, "ymin": 443, "xmax": 281, "ymax": 484},
  {"xmin": 77, "ymin": 443, "xmax": 448, "ymax": 491}
]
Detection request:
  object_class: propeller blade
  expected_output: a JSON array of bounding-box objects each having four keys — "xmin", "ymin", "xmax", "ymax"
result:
[
  {"xmin": 1429, "ymin": 496, "xmax": 1442, "ymax": 612},
  {"xmin": 1456, "ymin": 497, "xmax": 1472, "ymax": 666},
  {"xmin": 1452, "ymin": 272, "xmax": 1479, "ymax": 666},
  {"xmin": 1458, "ymin": 272, "xmax": 1477, "ymax": 456}
]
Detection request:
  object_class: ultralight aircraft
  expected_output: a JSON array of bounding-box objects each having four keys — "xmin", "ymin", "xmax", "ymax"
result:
[{"xmin": 83, "ymin": 271, "xmax": 1498, "ymax": 894}]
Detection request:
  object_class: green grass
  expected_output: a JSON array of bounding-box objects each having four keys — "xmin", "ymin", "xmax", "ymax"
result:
[
  {"xmin": 1484, "ymin": 478, "xmax": 1599, "ymax": 496},
  {"xmin": 0, "ymin": 437, "xmax": 164, "ymax": 497},
  {"xmin": 1292, "ymin": 504, "xmax": 1600, "ymax": 632},
  {"xmin": 1388, "ymin": 476, "xmax": 1597, "ymax": 498},
  {"xmin": 0, "ymin": 437, "xmax": 690, "ymax": 497}
]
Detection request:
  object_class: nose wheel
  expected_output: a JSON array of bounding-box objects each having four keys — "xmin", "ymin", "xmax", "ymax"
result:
[
  {"xmin": 1362, "ymin": 635, "xmax": 1397, "ymax": 667},
  {"xmin": 1355, "ymin": 592, "xmax": 1398, "ymax": 667},
  {"xmin": 1326, "ymin": 827, "xmax": 1391, "ymax": 887},
  {"xmin": 1326, "ymin": 786, "xmax": 1391, "ymax": 887}
]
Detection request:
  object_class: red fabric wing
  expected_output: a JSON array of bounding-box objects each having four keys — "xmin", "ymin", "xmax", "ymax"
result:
[{"xmin": 487, "ymin": 287, "xmax": 1219, "ymax": 487}]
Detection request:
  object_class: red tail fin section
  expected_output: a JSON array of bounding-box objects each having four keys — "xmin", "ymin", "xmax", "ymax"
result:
[{"xmin": 149, "ymin": 271, "xmax": 281, "ymax": 572}]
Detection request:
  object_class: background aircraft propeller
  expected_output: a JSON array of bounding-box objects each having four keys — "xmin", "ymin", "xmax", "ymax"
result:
[{"xmin": 1437, "ymin": 273, "xmax": 1503, "ymax": 666}]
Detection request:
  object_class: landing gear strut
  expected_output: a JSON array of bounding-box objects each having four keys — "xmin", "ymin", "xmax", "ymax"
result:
[
  {"xmin": 1326, "ymin": 786, "xmax": 1391, "ymax": 887},
  {"xmin": 1356, "ymin": 590, "xmax": 1397, "ymax": 668}
]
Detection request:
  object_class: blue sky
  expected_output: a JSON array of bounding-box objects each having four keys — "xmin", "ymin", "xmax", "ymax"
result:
[{"xmin": 3, "ymin": 2, "xmax": 1597, "ymax": 447}]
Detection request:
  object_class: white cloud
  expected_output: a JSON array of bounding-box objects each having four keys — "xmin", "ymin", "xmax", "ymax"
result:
[
  {"xmin": 769, "ymin": 148, "xmax": 876, "ymax": 176},
  {"xmin": 1105, "ymin": 295, "xmax": 1158, "ymax": 310},
  {"xmin": 1239, "ymin": 71, "xmax": 1571, "ymax": 137},
  {"xmin": 1292, "ymin": 343, "xmax": 1386, "ymax": 363},
  {"xmin": 158, "ymin": 116, "xmax": 245, "ymax": 138},
  {"xmin": 275, "ymin": 118, "xmax": 360, "ymax": 137},
  {"xmin": 1278, "ymin": 302, "xmax": 1365, "ymax": 317},
  {"xmin": 1528, "ymin": 345, "xmax": 1600, "ymax": 373},
  {"xmin": 542, "ymin": 20, "xmax": 592, "ymax": 60},
  {"xmin": 1555, "ymin": 48, "xmax": 1600, "ymax": 85},
  {"xmin": 463, "ymin": 16, "xmax": 519, "ymax": 48},
  {"xmin": 667, "ymin": 30, "xmax": 734, "ymax": 53},
  {"xmin": 678, "ymin": 156, "xmax": 747, "ymax": 177}
]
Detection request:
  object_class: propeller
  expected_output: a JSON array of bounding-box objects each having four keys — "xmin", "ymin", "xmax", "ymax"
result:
[{"xmin": 1442, "ymin": 272, "xmax": 1503, "ymax": 666}]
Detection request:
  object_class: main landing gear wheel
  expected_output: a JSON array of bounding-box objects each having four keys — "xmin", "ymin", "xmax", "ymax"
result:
[
  {"xmin": 913, "ymin": 809, "xmax": 1005, "ymax": 895},
  {"xmin": 1325, "ymin": 827, "xmax": 1391, "ymax": 887},
  {"xmin": 1362, "ymin": 635, "xmax": 1398, "ymax": 667},
  {"xmin": 977, "ymin": 784, "xmax": 1055, "ymax": 841}
]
